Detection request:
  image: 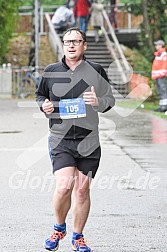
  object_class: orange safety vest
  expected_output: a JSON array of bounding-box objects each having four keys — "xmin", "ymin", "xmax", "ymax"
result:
[{"xmin": 151, "ymin": 48, "xmax": 167, "ymax": 80}]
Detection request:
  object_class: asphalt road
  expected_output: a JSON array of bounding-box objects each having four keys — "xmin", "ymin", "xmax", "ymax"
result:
[{"xmin": 0, "ymin": 99, "xmax": 167, "ymax": 252}]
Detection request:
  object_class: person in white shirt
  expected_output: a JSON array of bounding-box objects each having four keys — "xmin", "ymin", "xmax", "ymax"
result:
[{"xmin": 51, "ymin": 5, "xmax": 75, "ymax": 33}]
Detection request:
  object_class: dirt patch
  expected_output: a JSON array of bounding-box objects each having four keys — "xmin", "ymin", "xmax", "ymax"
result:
[
  {"xmin": 6, "ymin": 35, "xmax": 30, "ymax": 67},
  {"xmin": 5, "ymin": 34, "xmax": 56, "ymax": 68},
  {"xmin": 39, "ymin": 35, "xmax": 57, "ymax": 67}
]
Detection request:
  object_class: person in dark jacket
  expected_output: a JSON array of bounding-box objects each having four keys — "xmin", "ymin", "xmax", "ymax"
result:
[
  {"xmin": 109, "ymin": 0, "xmax": 119, "ymax": 31},
  {"xmin": 36, "ymin": 27, "xmax": 115, "ymax": 252}
]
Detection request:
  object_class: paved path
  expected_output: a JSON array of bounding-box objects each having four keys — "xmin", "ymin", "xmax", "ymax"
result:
[{"xmin": 0, "ymin": 99, "xmax": 167, "ymax": 252}]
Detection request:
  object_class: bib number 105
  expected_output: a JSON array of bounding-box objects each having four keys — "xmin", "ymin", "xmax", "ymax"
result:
[
  {"xmin": 65, "ymin": 104, "xmax": 79, "ymax": 113},
  {"xmin": 59, "ymin": 98, "xmax": 86, "ymax": 119}
]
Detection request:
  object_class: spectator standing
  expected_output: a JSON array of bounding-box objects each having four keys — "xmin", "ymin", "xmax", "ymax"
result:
[
  {"xmin": 90, "ymin": 0, "xmax": 103, "ymax": 42},
  {"xmin": 109, "ymin": 0, "xmax": 119, "ymax": 31},
  {"xmin": 151, "ymin": 40, "xmax": 167, "ymax": 112},
  {"xmin": 74, "ymin": 0, "xmax": 91, "ymax": 32}
]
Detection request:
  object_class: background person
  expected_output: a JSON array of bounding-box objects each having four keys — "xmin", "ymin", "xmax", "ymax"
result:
[
  {"xmin": 36, "ymin": 27, "xmax": 115, "ymax": 252},
  {"xmin": 109, "ymin": 0, "xmax": 119, "ymax": 31},
  {"xmin": 51, "ymin": 4, "xmax": 75, "ymax": 33},
  {"xmin": 90, "ymin": 0, "xmax": 104, "ymax": 42},
  {"xmin": 74, "ymin": 0, "xmax": 91, "ymax": 32},
  {"xmin": 151, "ymin": 40, "xmax": 167, "ymax": 112}
]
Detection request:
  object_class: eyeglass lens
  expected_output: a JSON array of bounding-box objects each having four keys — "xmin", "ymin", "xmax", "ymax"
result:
[{"xmin": 63, "ymin": 40, "xmax": 83, "ymax": 46}]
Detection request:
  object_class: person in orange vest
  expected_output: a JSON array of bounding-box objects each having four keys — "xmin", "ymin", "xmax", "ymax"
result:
[{"xmin": 151, "ymin": 40, "xmax": 167, "ymax": 112}]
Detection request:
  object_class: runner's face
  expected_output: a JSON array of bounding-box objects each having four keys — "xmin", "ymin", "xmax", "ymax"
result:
[{"xmin": 63, "ymin": 30, "xmax": 87, "ymax": 61}]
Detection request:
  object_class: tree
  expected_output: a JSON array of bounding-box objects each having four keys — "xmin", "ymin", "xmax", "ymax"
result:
[
  {"xmin": 140, "ymin": 0, "xmax": 167, "ymax": 59},
  {"xmin": 0, "ymin": 0, "xmax": 20, "ymax": 64}
]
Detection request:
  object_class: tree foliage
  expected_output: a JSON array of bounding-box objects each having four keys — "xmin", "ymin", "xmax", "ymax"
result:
[{"xmin": 0, "ymin": 0, "xmax": 21, "ymax": 64}]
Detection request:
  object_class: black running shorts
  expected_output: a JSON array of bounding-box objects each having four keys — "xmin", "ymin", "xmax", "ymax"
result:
[{"xmin": 48, "ymin": 136, "xmax": 101, "ymax": 178}]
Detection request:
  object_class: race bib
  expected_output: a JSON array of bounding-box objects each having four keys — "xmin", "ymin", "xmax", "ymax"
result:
[{"xmin": 59, "ymin": 98, "xmax": 86, "ymax": 119}]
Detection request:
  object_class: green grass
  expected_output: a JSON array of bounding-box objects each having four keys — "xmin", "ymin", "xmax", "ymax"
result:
[{"xmin": 116, "ymin": 99, "xmax": 167, "ymax": 120}]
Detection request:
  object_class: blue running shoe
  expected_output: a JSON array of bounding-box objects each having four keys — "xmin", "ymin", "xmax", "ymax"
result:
[
  {"xmin": 72, "ymin": 234, "xmax": 91, "ymax": 252},
  {"xmin": 44, "ymin": 225, "xmax": 66, "ymax": 251}
]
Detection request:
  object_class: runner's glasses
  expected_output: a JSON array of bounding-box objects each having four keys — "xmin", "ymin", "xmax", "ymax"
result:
[{"xmin": 63, "ymin": 40, "xmax": 84, "ymax": 46}]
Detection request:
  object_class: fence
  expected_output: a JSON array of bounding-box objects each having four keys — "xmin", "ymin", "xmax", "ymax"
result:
[
  {"xmin": 12, "ymin": 66, "xmax": 43, "ymax": 98},
  {"xmin": 16, "ymin": 4, "xmax": 143, "ymax": 35},
  {"xmin": 0, "ymin": 65, "xmax": 42, "ymax": 99},
  {"xmin": 0, "ymin": 64, "xmax": 151, "ymax": 100}
]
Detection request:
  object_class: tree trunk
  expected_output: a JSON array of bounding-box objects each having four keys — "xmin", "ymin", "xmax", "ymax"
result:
[
  {"xmin": 150, "ymin": 0, "xmax": 161, "ymax": 40},
  {"xmin": 141, "ymin": 0, "xmax": 154, "ymax": 54}
]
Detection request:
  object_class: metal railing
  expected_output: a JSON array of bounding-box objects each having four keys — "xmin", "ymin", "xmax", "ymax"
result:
[
  {"xmin": 45, "ymin": 13, "xmax": 63, "ymax": 61},
  {"xmin": 101, "ymin": 9, "xmax": 131, "ymax": 86},
  {"xmin": 12, "ymin": 66, "xmax": 43, "ymax": 98}
]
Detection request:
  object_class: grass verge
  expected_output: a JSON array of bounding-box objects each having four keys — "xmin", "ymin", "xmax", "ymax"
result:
[{"xmin": 116, "ymin": 99, "xmax": 167, "ymax": 120}]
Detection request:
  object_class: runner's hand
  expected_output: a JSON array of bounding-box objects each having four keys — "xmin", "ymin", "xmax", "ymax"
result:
[
  {"xmin": 83, "ymin": 86, "xmax": 99, "ymax": 106},
  {"xmin": 42, "ymin": 99, "xmax": 54, "ymax": 114}
]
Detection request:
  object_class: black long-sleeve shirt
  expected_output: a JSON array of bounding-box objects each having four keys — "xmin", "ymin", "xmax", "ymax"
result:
[{"xmin": 36, "ymin": 56, "xmax": 115, "ymax": 139}]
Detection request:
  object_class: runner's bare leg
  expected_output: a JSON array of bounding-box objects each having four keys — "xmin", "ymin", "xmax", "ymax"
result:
[{"xmin": 72, "ymin": 169, "xmax": 92, "ymax": 233}]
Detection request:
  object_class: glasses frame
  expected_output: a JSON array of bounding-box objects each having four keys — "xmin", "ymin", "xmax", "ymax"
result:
[{"xmin": 63, "ymin": 40, "xmax": 84, "ymax": 46}]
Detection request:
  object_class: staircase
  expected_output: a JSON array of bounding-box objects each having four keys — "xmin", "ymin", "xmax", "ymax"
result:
[
  {"xmin": 85, "ymin": 33, "xmax": 127, "ymax": 98},
  {"xmin": 85, "ymin": 34, "xmax": 113, "ymax": 73}
]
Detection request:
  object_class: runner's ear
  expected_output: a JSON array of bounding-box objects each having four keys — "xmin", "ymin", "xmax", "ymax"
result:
[{"xmin": 84, "ymin": 42, "xmax": 87, "ymax": 51}]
